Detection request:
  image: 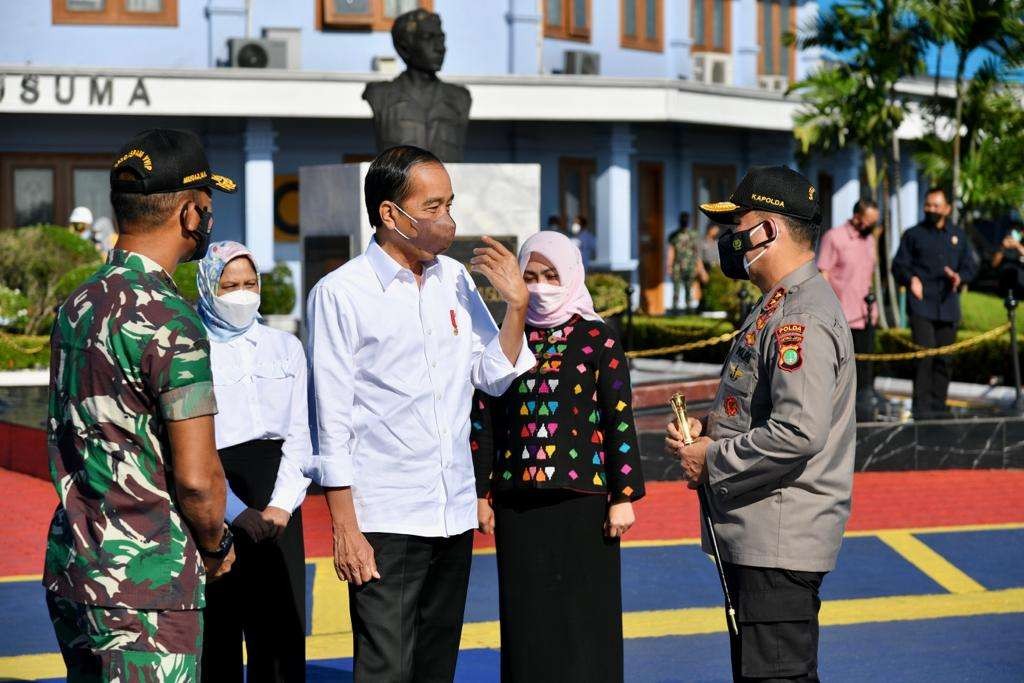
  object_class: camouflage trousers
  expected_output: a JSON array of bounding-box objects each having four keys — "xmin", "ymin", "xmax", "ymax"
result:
[
  {"xmin": 671, "ymin": 269, "xmax": 696, "ymax": 311},
  {"xmin": 46, "ymin": 592, "xmax": 202, "ymax": 683}
]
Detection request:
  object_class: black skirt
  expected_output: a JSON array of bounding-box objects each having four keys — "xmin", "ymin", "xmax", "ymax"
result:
[
  {"xmin": 201, "ymin": 439, "xmax": 306, "ymax": 683},
  {"xmin": 494, "ymin": 490, "xmax": 623, "ymax": 683}
]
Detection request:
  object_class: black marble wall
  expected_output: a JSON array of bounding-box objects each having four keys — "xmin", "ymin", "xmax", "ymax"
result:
[{"xmin": 639, "ymin": 416, "xmax": 1024, "ymax": 481}]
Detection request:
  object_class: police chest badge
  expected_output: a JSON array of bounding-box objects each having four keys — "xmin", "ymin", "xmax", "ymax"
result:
[
  {"xmin": 775, "ymin": 323, "xmax": 806, "ymax": 372},
  {"xmin": 724, "ymin": 395, "xmax": 739, "ymax": 416}
]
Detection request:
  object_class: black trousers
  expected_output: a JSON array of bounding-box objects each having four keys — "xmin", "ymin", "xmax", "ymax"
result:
[
  {"xmin": 850, "ymin": 327, "xmax": 875, "ymax": 396},
  {"xmin": 349, "ymin": 530, "xmax": 474, "ymax": 683},
  {"xmin": 201, "ymin": 440, "xmax": 306, "ymax": 683},
  {"xmin": 724, "ymin": 564, "xmax": 825, "ymax": 683},
  {"xmin": 910, "ymin": 315, "xmax": 958, "ymax": 417},
  {"xmin": 494, "ymin": 491, "xmax": 623, "ymax": 683}
]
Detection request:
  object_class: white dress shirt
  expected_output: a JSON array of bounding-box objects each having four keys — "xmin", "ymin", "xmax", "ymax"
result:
[
  {"xmin": 302, "ymin": 238, "xmax": 534, "ymax": 538},
  {"xmin": 208, "ymin": 322, "xmax": 314, "ymax": 520}
]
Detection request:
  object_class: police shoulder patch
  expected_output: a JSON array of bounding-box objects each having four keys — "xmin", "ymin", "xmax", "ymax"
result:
[{"xmin": 775, "ymin": 322, "xmax": 806, "ymax": 372}]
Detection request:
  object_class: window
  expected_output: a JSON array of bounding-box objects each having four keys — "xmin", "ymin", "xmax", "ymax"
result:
[
  {"xmin": 319, "ymin": 0, "xmax": 432, "ymax": 31},
  {"xmin": 692, "ymin": 0, "xmax": 730, "ymax": 53},
  {"xmin": 1, "ymin": 154, "xmax": 113, "ymax": 230},
  {"xmin": 52, "ymin": 0, "xmax": 178, "ymax": 26},
  {"xmin": 692, "ymin": 164, "xmax": 736, "ymax": 233},
  {"xmin": 545, "ymin": 0, "xmax": 591, "ymax": 41},
  {"xmin": 558, "ymin": 157, "xmax": 597, "ymax": 230},
  {"xmin": 758, "ymin": 0, "xmax": 796, "ymax": 77},
  {"xmin": 621, "ymin": 0, "xmax": 662, "ymax": 51}
]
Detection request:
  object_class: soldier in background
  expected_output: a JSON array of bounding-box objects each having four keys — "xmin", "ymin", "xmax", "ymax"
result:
[
  {"xmin": 44, "ymin": 129, "xmax": 237, "ymax": 681},
  {"xmin": 667, "ymin": 212, "xmax": 706, "ymax": 313}
]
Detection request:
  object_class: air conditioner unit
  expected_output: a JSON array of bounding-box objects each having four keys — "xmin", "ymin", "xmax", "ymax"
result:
[
  {"xmin": 758, "ymin": 74, "xmax": 789, "ymax": 92},
  {"xmin": 228, "ymin": 38, "xmax": 288, "ymax": 69},
  {"xmin": 564, "ymin": 50, "xmax": 600, "ymax": 75},
  {"xmin": 692, "ymin": 52, "xmax": 732, "ymax": 86},
  {"xmin": 372, "ymin": 55, "xmax": 400, "ymax": 75}
]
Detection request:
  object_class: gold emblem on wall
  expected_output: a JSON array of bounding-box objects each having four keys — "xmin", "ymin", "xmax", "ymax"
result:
[{"xmin": 274, "ymin": 174, "xmax": 299, "ymax": 243}]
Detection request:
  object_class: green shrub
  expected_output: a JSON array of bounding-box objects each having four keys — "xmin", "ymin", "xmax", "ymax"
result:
[
  {"xmin": 701, "ymin": 267, "xmax": 758, "ymax": 324},
  {"xmin": 631, "ymin": 315, "xmax": 735, "ymax": 363},
  {"xmin": 260, "ymin": 264, "xmax": 297, "ymax": 315},
  {"xmin": 873, "ymin": 327, "xmax": 1024, "ymax": 386},
  {"xmin": 0, "ymin": 226, "xmax": 102, "ymax": 334},
  {"xmin": 586, "ymin": 273, "xmax": 630, "ymax": 315},
  {"xmin": 171, "ymin": 261, "xmax": 200, "ymax": 305},
  {"xmin": 960, "ymin": 290, "xmax": 1009, "ymax": 332},
  {"xmin": 0, "ymin": 334, "xmax": 50, "ymax": 370},
  {"xmin": 0, "ymin": 285, "xmax": 30, "ymax": 332}
]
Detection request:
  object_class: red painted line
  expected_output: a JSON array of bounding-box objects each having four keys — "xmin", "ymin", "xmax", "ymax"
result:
[{"xmin": 3, "ymin": 468, "xmax": 1023, "ymax": 577}]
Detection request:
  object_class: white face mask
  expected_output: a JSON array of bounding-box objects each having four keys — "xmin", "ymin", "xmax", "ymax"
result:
[
  {"xmin": 213, "ymin": 289, "xmax": 261, "ymax": 328},
  {"xmin": 570, "ymin": 222, "xmax": 582, "ymax": 235},
  {"xmin": 526, "ymin": 282, "xmax": 565, "ymax": 314},
  {"xmin": 742, "ymin": 224, "xmax": 771, "ymax": 274}
]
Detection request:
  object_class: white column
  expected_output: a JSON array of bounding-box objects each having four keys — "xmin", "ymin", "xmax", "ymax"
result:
[
  {"xmin": 896, "ymin": 148, "xmax": 919, "ymax": 256},
  {"xmin": 795, "ymin": 1, "xmax": 822, "ymax": 81},
  {"xmin": 244, "ymin": 117, "xmax": 276, "ymax": 272},
  {"xmin": 594, "ymin": 123, "xmax": 637, "ymax": 273},
  {"xmin": 732, "ymin": 0, "xmax": 759, "ymax": 88},
  {"xmin": 831, "ymin": 148, "xmax": 860, "ymax": 230},
  {"xmin": 505, "ymin": 0, "xmax": 541, "ymax": 75}
]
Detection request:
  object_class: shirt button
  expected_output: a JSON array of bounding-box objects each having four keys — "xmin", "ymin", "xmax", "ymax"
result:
[
  {"xmin": 435, "ymin": 392, "xmax": 442, "ymax": 399},
  {"xmin": 426, "ymin": 329, "xmax": 433, "ymax": 336},
  {"xmin": 432, "ymin": 361, "xmax": 438, "ymax": 368},
  {"xmin": 718, "ymin": 486, "xmax": 728, "ymax": 496}
]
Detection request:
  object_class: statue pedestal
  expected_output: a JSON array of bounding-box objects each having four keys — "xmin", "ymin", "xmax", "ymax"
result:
[{"xmin": 299, "ymin": 162, "xmax": 541, "ymax": 316}]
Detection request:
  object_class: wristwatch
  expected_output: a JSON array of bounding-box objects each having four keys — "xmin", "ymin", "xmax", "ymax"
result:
[{"xmin": 199, "ymin": 524, "xmax": 234, "ymax": 560}]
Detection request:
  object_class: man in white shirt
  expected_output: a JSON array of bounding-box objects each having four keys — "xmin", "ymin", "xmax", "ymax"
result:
[{"xmin": 301, "ymin": 145, "xmax": 533, "ymax": 681}]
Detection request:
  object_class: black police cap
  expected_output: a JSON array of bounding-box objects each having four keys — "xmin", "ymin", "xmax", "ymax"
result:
[
  {"xmin": 110, "ymin": 129, "xmax": 237, "ymax": 195},
  {"xmin": 699, "ymin": 165, "xmax": 821, "ymax": 226}
]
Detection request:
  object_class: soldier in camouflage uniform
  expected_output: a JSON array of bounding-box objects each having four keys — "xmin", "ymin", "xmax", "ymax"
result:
[
  {"xmin": 44, "ymin": 129, "xmax": 239, "ymax": 682},
  {"xmin": 666, "ymin": 212, "xmax": 703, "ymax": 312}
]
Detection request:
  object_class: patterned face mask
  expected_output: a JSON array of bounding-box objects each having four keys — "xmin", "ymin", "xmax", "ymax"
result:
[
  {"xmin": 718, "ymin": 221, "xmax": 775, "ymax": 280},
  {"xmin": 391, "ymin": 203, "xmax": 456, "ymax": 256}
]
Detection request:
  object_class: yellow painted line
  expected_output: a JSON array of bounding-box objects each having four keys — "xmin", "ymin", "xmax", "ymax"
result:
[
  {"xmin": 3, "ymin": 588, "xmax": 1023, "ymax": 678},
  {"xmin": 877, "ymin": 531, "xmax": 986, "ymax": 594},
  {"xmin": 310, "ymin": 557, "xmax": 350, "ymax": 636},
  {"xmin": 849, "ymin": 521, "xmax": 1024, "ymax": 537},
  {"xmin": 0, "ymin": 573, "xmax": 42, "ymax": 584}
]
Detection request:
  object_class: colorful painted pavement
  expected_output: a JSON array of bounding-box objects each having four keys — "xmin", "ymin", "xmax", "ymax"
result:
[{"xmin": 1, "ymin": 469, "xmax": 1022, "ymax": 682}]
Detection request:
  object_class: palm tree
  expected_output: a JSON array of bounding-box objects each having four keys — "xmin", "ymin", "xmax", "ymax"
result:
[
  {"xmin": 917, "ymin": 0, "xmax": 1024, "ymax": 225},
  {"xmin": 787, "ymin": 0, "xmax": 928, "ymax": 327}
]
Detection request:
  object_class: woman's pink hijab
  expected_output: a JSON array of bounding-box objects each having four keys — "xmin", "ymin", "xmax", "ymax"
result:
[{"xmin": 518, "ymin": 231, "xmax": 602, "ymax": 328}]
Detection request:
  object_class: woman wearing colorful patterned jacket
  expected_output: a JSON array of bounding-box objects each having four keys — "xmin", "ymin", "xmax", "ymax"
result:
[{"xmin": 472, "ymin": 231, "xmax": 645, "ymax": 683}]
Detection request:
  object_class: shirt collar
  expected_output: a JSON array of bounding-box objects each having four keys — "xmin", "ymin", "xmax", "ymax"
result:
[
  {"xmin": 777, "ymin": 259, "xmax": 820, "ymax": 292},
  {"xmin": 107, "ymin": 248, "xmax": 177, "ymax": 291},
  {"xmin": 365, "ymin": 237, "xmax": 442, "ymax": 289}
]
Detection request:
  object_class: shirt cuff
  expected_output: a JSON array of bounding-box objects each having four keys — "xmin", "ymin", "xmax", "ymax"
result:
[
  {"xmin": 704, "ymin": 440, "xmax": 731, "ymax": 498},
  {"xmin": 313, "ymin": 453, "xmax": 353, "ymax": 488},
  {"xmin": 476, "ymin": 332, "xmax": 535, "ymax": 395},
  {"xmin": 225, "ymin": 488, "xmax": 248, "ymax": 524},
  {"xmin": 159, "ymin": 381, "xmax": 218, "ymax": 422}
]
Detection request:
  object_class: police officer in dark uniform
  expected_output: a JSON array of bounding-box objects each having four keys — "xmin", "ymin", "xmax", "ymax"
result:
[
  {"xmin": 892, "ymin": 187, "xmax": 979, "ymax": 419},
  {"xmin": 666, "ymin": 166, "xmax": 856, "ymax": 682}
]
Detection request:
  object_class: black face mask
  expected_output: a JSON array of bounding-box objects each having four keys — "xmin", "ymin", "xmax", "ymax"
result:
[
  {"xmin": 923, "ymin": 211, "xmax": 944, "ymax": 227},
  {"xmin": 717, "ymin": 221, "xmax": 776, "ymax": 280},
  {"xmin": 187, "ymin": 205, "xmax": 214, "ymax": 262}
]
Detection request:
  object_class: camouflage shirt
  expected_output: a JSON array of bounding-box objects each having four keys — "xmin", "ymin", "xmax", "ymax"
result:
[
  {"xmin": 669, "ymin": 229, "xmax": 700, "ymax": 277},
  {"xmin": 43, "ymin": 249, "xmax": 218, "ymax": 610}
]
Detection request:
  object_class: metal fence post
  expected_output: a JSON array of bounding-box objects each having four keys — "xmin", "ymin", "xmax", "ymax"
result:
[{"xmin": 1005, "ymin": 291, "xmax": 1024, "ymax": 414}]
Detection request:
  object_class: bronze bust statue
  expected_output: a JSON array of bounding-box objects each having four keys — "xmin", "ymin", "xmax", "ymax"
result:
[{"xmin": 363, "ymin": 9, "xmax": 471, "ymax": 162}]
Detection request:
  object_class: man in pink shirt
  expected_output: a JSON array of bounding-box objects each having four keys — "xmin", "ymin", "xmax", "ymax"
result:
[{"xmin": 818, "ymin": 199, "xmax": 880, "ymax": 402}]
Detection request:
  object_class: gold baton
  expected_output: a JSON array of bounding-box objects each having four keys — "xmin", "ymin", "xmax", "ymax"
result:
[{"xmin": 670, "ymin": 393, "xmax": 694, "ymax": 445}]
